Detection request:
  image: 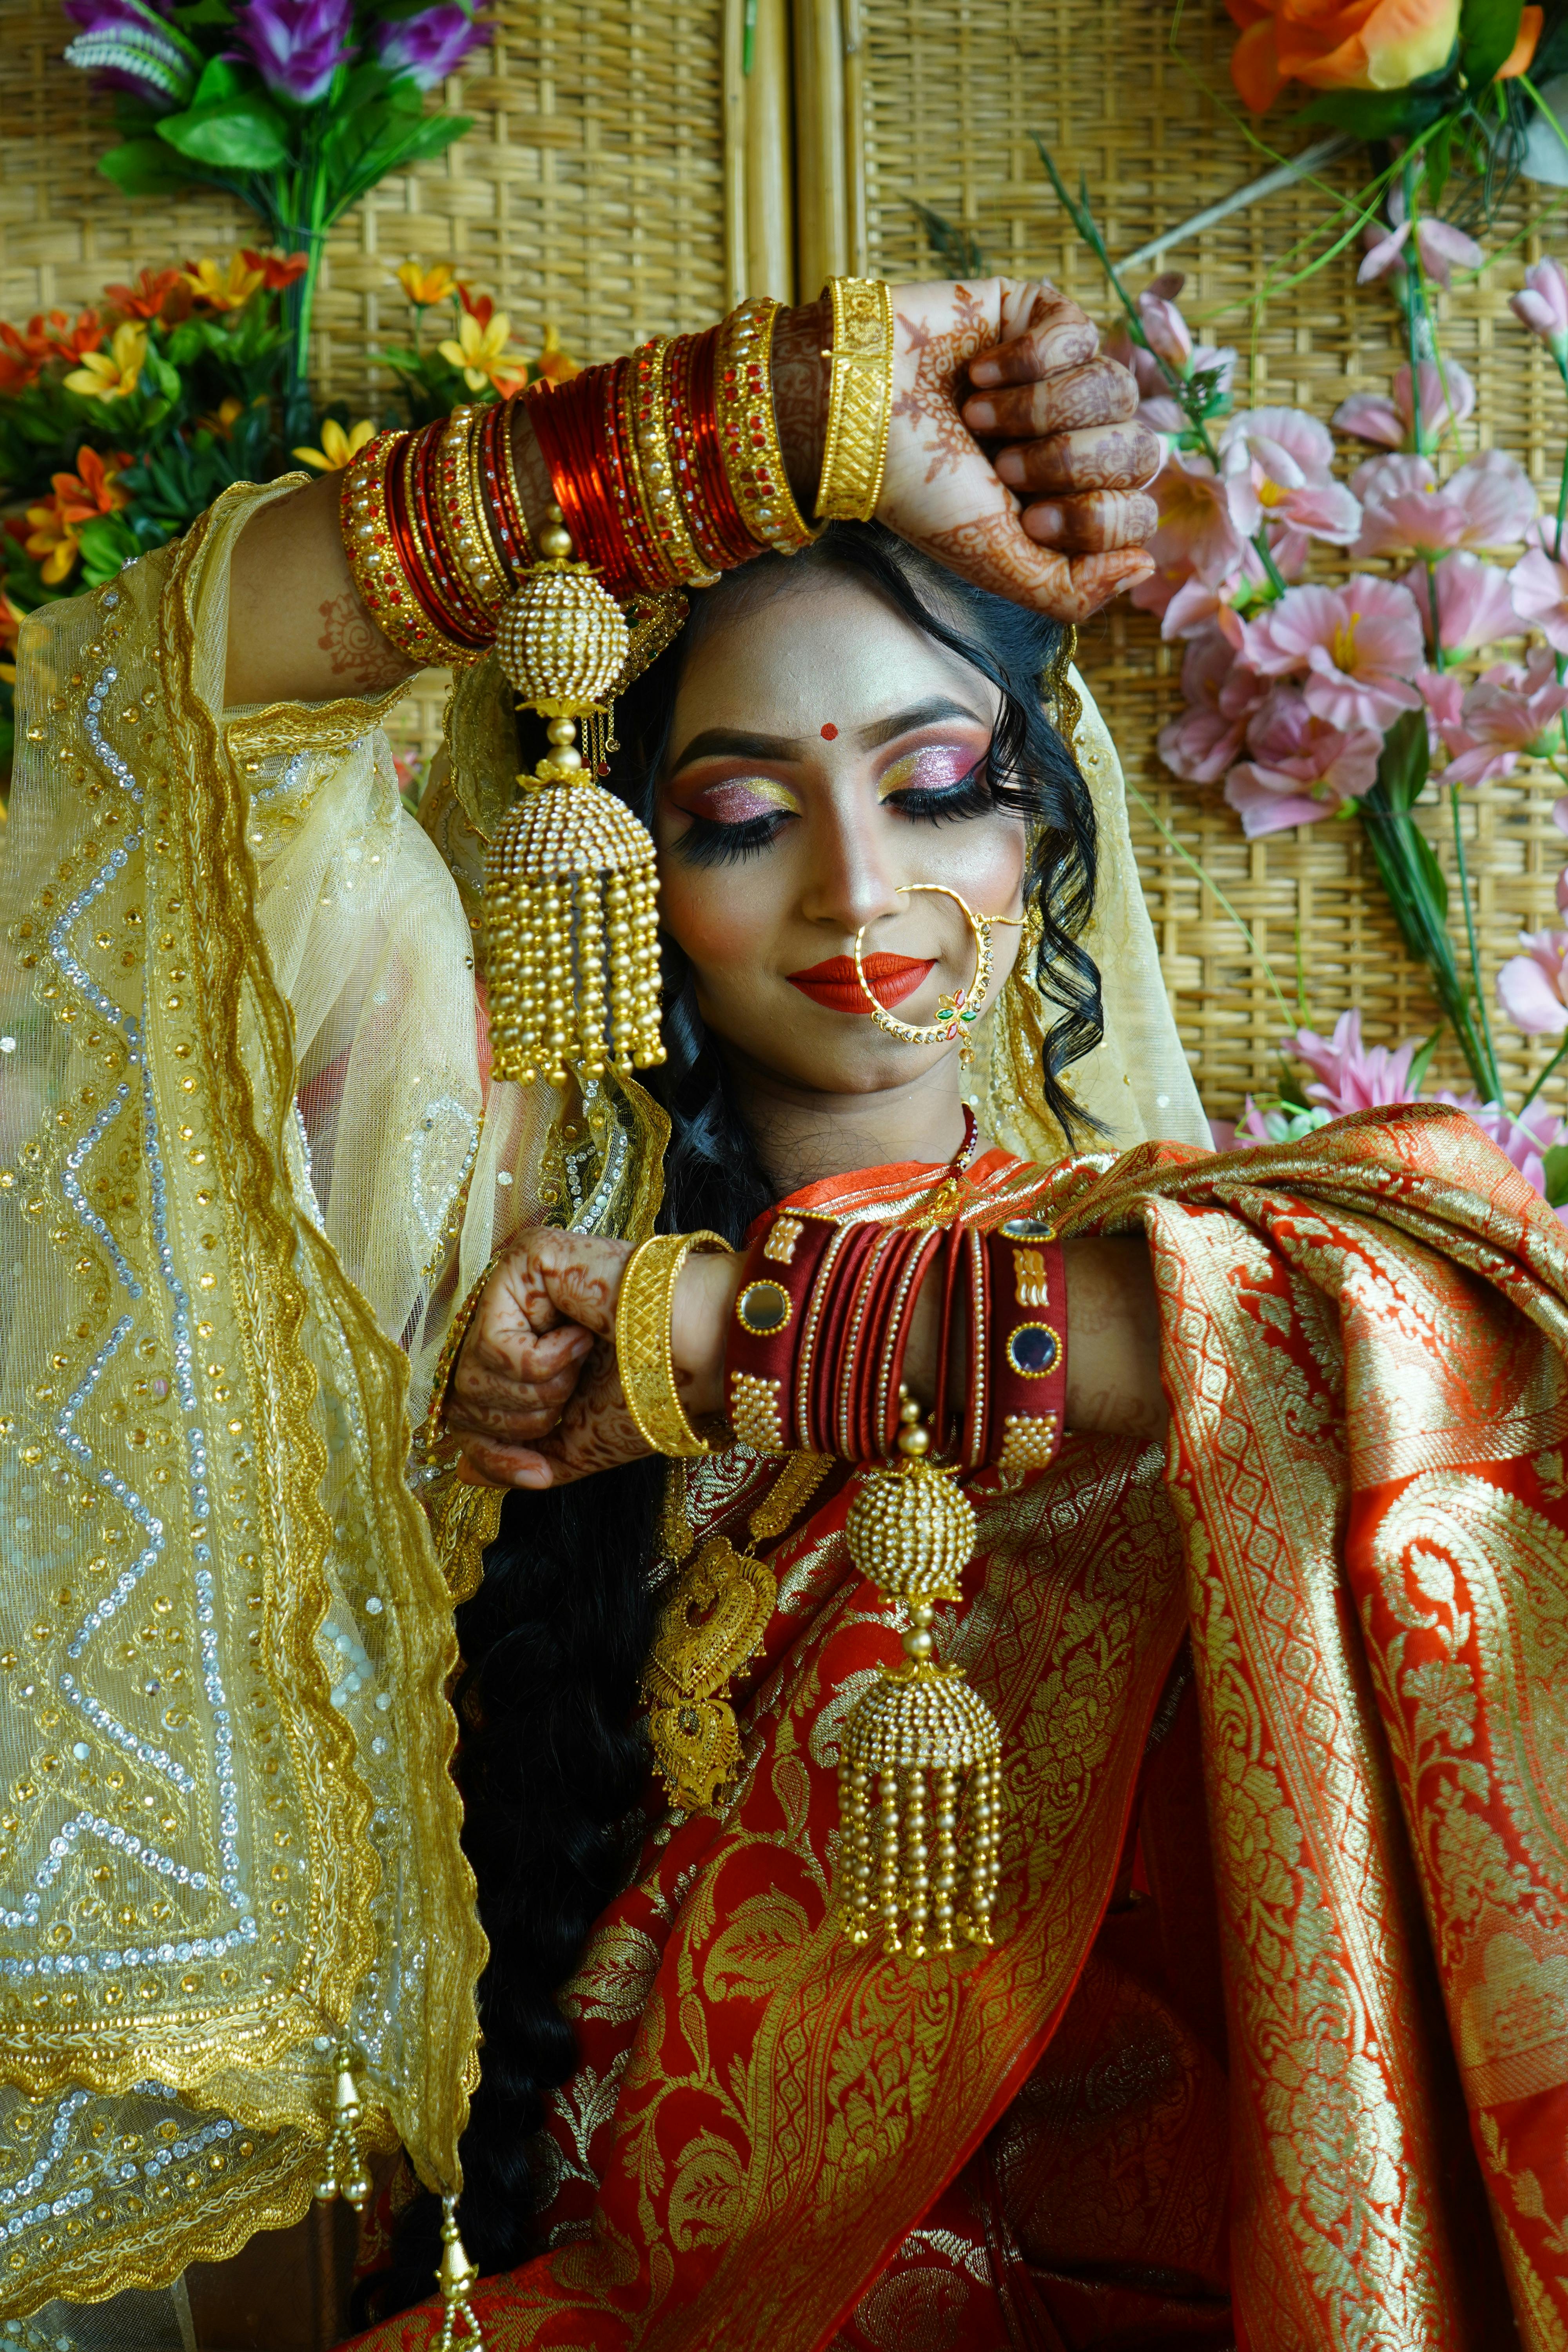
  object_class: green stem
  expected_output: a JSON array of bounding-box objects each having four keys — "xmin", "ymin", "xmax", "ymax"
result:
[
  {"xmin": 1448, "ymin": 780, "xmax": 1501, "ymax": 1098},
  {"xmin": 1521, "ymin": 1031, "xmax": 1568, "ymax": 1112},
  {"xmin": 1122, "ymin": 777, "xmax": 1296, "ymax": 1026}
]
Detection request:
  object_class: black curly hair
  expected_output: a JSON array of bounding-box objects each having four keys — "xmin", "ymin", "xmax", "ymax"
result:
[{"xmin": 359, "ymin": 521, "xmax": 1102, "ymax": 2324}]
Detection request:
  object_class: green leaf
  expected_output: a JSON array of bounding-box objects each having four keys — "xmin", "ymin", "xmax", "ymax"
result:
[
  {"xmin": 1298, "ymin": 87, "xmax": 1426, "ymax": 135},
  {"xmin": 157, "ymin": 93, "xmax": 290, "ymax": 168},
  {"xmin": 98, "ymin": 136, "xmax": 197, "ymax": 198},
  {"xmin": 1460, "ymin": 0, "xmax": 1523, "ymax": 85},
  {"xmin": 1544, "ymin": 1142, "xmax": 1568, "ymax": 1207},
  {"xmin": 189, "ymin": 52, "xmax": 245, "ymax": 105},
  {"xmin": 1410, "ymin": 826, "xmax": 1450, "ymax": 922},
  {"xmin": 908, "ymin": 200, "xmax": 987, "ymax": 277},
  {"xmin": 171, "ymin": 0, "xmax": 236, "ymax": 24},
  {"xmin": 76, "ymin": 512, "xmax": 143, "ymax": 590},
  {"xmin": 1377, "ymin": 708, "xmax": 1430, "ymax": 812},
  {"xmin": 1407, "ymin": 1024, "xmax": 1444, "ymax": 1095}
]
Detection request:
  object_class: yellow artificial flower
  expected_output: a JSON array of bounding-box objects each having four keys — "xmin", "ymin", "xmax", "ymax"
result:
[
  {"xmin": 438, "ymin": 309, "xmax": 525, "ymax": 393},
  {"xmin": 291, "ymin": 417, "xmax": 378, "ymax": 472},
  {"xmin": 182, "ymin": 255, "xmax": 267, "ymax": 312},
  {"xmin": 397, "ymin": 260, "xmax": 458, "ymax": 308},
  {"xmin": 534, "ymin": 321, "xmax": 581, "ymax": 385},
  {"xmin": 0, "ymin": 589, "xmax": 24, "ymax": 685},
  {"xmin": 199, "ymin": 397, "xmax": 248, "ymax": 439},
  {"xmin": 63, "ymin": 321, "xmax": 148, "ymax": 403}
]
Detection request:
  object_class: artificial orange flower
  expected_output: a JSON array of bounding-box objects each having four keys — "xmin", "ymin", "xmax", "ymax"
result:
[
  {"xmin": 181, "ymin": 254, "xmax": 267, "ymax": 312},
  {"xmin": 456, "ymin": 283, "xmax": 496, "ymax": 329},
  {"xmin": 103, "ymin": 267, "xmax": 185, "ymax": 322},
  {"xmin": 291, "ymin": 417, "xmax": 377, "ymax": 471},
  {"xmin": 439, "ymin": 308, "xmax": 527, "ymax": 393},
  {"xmin": 64, "ymin": 322, "xmax": 147, "ymax": 402},
  {"xmin": 241, "ymin": 248, "xmax": 311, "ymax": 291},
  {"xmin": 45, "ymin": 309, "xmax": 107, "ymax": 367},
  {"xmin": 23, "ymin": 448, "xmax": 131, "ymax": 586},
  {"xmin": 1225, "ymin": 0, "xmax": 1497, "ymax": 111},
  {"xmin": 198, "ymin": 396, "xmax": 249, "ymax": 438},
  {"xmin": 397, "ymin": 260, "xmax": 457, "ymax": 307},
  {"xmin": 533, "ymin": 321, "xmax": 581, "ymax": 386},
  {"xmin": 0, "ymin": 588, "xmax": 24, "ymax": 687},
  {"xmin": 0, "ymin": 320, "xmax": 51, "ymax": 396}
]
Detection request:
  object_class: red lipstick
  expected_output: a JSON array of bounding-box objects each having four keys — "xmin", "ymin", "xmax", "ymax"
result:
[{"xmin": 786, "ymin": 953, "xmax": 935, "ymax": 1014}]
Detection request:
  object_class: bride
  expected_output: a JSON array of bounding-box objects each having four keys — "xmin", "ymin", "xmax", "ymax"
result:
[{"xmin": 2, "ymin": 274, "xmax": 1565, "ymax": 2352}]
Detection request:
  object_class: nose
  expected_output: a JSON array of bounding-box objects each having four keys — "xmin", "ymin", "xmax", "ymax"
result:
[{"xmin": 796, "ymin": 796, "xmax": 907, "ymax": 940}]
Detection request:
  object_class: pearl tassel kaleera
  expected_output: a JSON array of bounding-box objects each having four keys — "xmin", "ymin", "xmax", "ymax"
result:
[
  {"xmin": 485, "ymin": 506, "xmax": 667, "ymax": 1086},
  {"xmin": 840, "ymin": 1397, "xmax": 1003, "ymax": 1957}
]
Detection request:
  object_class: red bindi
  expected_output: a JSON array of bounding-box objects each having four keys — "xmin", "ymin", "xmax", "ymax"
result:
[{"xmin": 820, "ymin": 723, "xmax": 838, "ymax": 740}]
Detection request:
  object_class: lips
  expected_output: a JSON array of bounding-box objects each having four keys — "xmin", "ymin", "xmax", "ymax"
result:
[{"xmin": 785, "ymin": 953, "xmax": 936, "ymax": 1014}]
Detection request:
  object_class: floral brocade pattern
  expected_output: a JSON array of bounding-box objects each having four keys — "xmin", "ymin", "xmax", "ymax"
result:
[
  {"xmin": 347, "ymin": 1109, "xmax": 1568, "ymax": 2352},
  {"xmin": 0, "ymin": 492, "xmax": 485, "ymax": 2309}
]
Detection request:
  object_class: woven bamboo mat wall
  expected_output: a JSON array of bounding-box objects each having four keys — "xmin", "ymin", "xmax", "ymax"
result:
[{"xmin": 854, "ymin": 0, "xmax": 1568, "ymax": 1116}]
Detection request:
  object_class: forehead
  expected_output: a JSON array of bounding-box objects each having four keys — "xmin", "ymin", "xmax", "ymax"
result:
[{"xmin": 668, "ymin": 570, "xmax": 997, "ymax": 744}]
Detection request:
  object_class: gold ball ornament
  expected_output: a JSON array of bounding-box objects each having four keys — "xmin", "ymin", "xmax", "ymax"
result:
[{"xmin": 494, "ymin": 560, "xmax": 630, "ymax": 724}]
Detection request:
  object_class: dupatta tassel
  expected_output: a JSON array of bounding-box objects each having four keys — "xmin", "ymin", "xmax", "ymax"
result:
[
  {"xmin": 485, "ymin": 506, "xmax": 666, "ymax": 1086},
  {"xmin": 313, "ymin": 2040, "xmax": 372, "ymax": 2210},
  {"xmin": 435, "ymin": 2193, "xmax": 484, "ymax": 2350},
  {"xmin": 838, "ymin": 1399, "xmax": 1003, "ymax": 1957}
]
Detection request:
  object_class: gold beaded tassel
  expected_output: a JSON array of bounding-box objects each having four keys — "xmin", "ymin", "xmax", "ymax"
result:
[
  {"xmin": 839, "ymin": 1397, "xmax": 1003, "ymax": 1958},
  {"xmin": 314, "ymin": 2040, "xmax": 373, "ymax": 2210},
  {"xmin": 435, "ymin": 2194, "xmax": 484, "ymax": 2350},
  {"xmin": 484, "ymin": 507, "xmax": 668, "ymax": 1086}
]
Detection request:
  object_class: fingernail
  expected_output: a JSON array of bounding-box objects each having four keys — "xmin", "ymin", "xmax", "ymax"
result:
[
  {"xmin": 994, "ymin": 447, "xmax": 1024, "ymax": 484},
  {"xmin": 964, "ymin": 397, "xmax": 997, "ymax": 430},
  {"xmin": 969, "ymin": 357, "xmax": 1000, "ymax": 387}
]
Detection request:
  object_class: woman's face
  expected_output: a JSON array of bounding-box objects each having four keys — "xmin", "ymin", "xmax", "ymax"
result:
[{"xmin": 652, "ymin": 571, "xmax": 1030, "ymax": 1098}]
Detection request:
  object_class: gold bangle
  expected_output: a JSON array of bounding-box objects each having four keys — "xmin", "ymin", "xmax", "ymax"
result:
[
  {"xmin": 435, "ymin": 401, "xmax": 505, "ymax": 616},
  {"xmin": 715, "ymin": 298, "xmax": 823, "ymax": 556},
  {"xmin": 817, "ymin": 277, "xmax": 895, "ymax": 522},
  {"xmin": 626, "ymin": 338, "xmax": 719, "ymax": 589},
  {"xmin": 340, "ymin": 429, "xmax": 449, "ymax": 668},
  {"xmin": 616, "ymin": 1230, "xmax": 734, "ymax": 1456}
]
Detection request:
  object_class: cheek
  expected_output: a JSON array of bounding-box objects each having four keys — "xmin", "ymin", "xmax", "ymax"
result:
[{"xmin": 657, "ymin": 862, "xmax": 771, "ymax": 980}]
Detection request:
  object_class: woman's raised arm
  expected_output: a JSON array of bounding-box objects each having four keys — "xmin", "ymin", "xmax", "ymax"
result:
[{"xmin": 224, "ymin": 279, "xmax": 1158, "ymax": 709}]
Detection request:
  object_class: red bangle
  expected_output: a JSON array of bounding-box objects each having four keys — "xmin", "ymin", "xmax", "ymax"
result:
[
  {"xmin": 384, "ymin": 428, "xmax": 489, "ymax": 659},
  {"xmin": 480, "ymin": 397, "xmax": 532, "ymax": 584},
  {"xmin": 724, "ymin": 1210, "xmax": 839, "ymax": 1452},
  {"xmin": 685, "ymin": 328, "xmax": 758, "ymax": 568},
  {"xmin": 984, "ymin": 1220, "xmax": 1067, "ymax": 1485},
  {"xmin": 800, "ymin": 1223, "xmax": 883, "ymax": 1455},
  {"xmin": 526, "ymin": 366, "xmax": 645, "ymax": 595}
]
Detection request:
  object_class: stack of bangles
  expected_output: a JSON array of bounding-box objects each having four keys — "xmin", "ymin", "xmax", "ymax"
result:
[
  {"xmin": 340, "ymin": 276, "xmax": 896, "ymax": 668},
  {"xmin": 612, "ymin": 1213, "xmax": 1069, "ymax": 1488}
]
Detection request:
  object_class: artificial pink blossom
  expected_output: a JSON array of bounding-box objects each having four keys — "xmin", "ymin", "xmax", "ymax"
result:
[
  {"xmin": 1401, "ymin": 551, "xmax": 1520, "ymax": 654},
  {"xmin": 1140, "ymin": 292, "xmax": 1192, "ymax": 372},
  {"xmin": 1510, "ymin": 257, "xmax": 1568, "ymax": 359},
  {"xmin": 1353, "ymin": 450, "xmax": 1539, "ymax": 559},
  {"xmin": 1457, "ymin": 1098, "xmax": 1568, "ymax": 1218},
  {"xmin": 1128, "ymin": 450, "xmax": 1246, "ymax": 624},
  {"xmin": 1357, "ymin": 194, "xmax": 1485, "ymax": 290},
  {"xmin": 1219, "ymin": 407, "xmax": 1361, "ymax": 546},
  {"xmin": 1105, "ymin": 319, "xmax": 1239, "ymax": 440},
  {"xmin": 1428, "ymin": 648, "xmax": 1568, "ymax": 786},
  {"xmin": 1157, "ymin": 626, "xmax": 1267, "ymax": 784},
  {"xmin": 1508, "ymin": 527, "xmax": 1568, "ymax": 652},
  {"xmin": 1248, "ymin": 576, "xmax": 1426, "ymax": 731},
  {"xmin": 1224, "ymin": 682, "xmax": 1382, "ymax": 836},
  {"xmin": 1291, "ymin": 1010, "xmax": 1425, "ymax": 1113},
  {"xmin": 1332, "ymin": 359, "xmax": 1476, "ymax": 451},
  {"xmin": 1496, "ymin": 929, "xmax": 1568, "ymax": 1034}
]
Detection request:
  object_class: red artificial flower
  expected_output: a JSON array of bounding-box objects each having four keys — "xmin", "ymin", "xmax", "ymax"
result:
[
  {"xmin": 45, "ymin": 309, "xmax": 107, "ymax": 365},
  {"xmin": 457, "ymin": 283, "xmax": 496, "ymax": 329},
  {"xmin": 240, "ymin": 247, "xmax": 312, "ymax": 290},
  {"xmin": 103, "ymin": 267, "xmax": 185, "ymax": 322}
]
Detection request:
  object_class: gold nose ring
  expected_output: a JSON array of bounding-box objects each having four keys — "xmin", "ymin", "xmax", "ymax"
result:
[{"xmin": 851, "ymin": 884, "xmax": 1022, "ymax": 1049}]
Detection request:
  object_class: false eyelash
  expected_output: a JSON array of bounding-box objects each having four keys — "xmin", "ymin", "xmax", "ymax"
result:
[
  {"xmin": 671, "ymin": 809, "xmax": 793, "ymax": 868},
  {"xmin": 886, "ymin": 768, "xmax": 993, "ymax": 828}
]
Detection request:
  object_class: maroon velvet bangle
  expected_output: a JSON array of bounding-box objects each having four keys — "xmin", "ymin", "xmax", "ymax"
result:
[
  {"xmin": 724, "ymin": 1209, "xmax": 839, "ymax": 1452},
  {"xmin": 801, "ymin": 1223, "xmax": 883, "ymax": 1455},
  {"xmin": 867, "ymin": 1226, "xmax": 944, "ymax": 1457},
  {"xmin": 833, "ymin": 1227, "xmax": 924, "ymax": 1461},
  {"xmin": 984, "ymin": 1220, "xmax": 1067, "ymax": 1485}
]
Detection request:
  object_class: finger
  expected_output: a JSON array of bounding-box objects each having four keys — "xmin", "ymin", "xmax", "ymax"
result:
[
  {"xmin": 963, "ymin": 359, "xmax": 1137, "ymax": 440},
  {"xmin": 531, "ymin": 1230, "xmax": 632, "ymax": 1339},
  {"xmin": 969, "ymin": 310, "xmax": 1099, "ymax": 389},
  {"xmin": 455, "ymin": 1434, "xmax": 560, "ymax": 1490},
  {"xmin": 1021, "ymin": 488, "xmax": 1160, "ymax": 554},
  {"xmin": 994, "ymin": 423, "xmax": 1162, "ymax": 497},
  {"xmin": 447, "ymin": 1378, "xmax": 580, "ymax": 1442},
  {"xmin": 462, "ymin": 1320, "xmax": 593, "ymax": 1387},
  {"xmin": 919, "ymin": 510, "xmax": 1153, "ymax": 622}
]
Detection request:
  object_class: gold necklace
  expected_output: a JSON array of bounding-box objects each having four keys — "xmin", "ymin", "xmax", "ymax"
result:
[{"xmin": 642, "ymin": 1452, "xmax": 831, "ymax": 1813}]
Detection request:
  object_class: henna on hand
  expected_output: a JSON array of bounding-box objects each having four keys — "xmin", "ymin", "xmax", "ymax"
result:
[
  {"xmin": 963, "ymin": 359, "xmax": 1138, "ymax": 440},
  {"xmin": 316, "ymin": 590, "xmax": 410, "ymax": 690},
  {"xmin": 1021, "ymin": 488, "xmax": 1161, "ymax": 554},
  {"xmin": 924, "ymin": 512, "xmax": 1153, "ymax": 622},
  {"xmin": 996, "ymin": 422, "xmax": 1162, "ymax": 496}
]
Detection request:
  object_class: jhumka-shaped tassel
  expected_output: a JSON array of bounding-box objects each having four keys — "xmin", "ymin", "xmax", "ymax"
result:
[
  {"xmin": 435, "ymin": 2193, "xmax": 484, "ymax": 2350},
  {"xmin": 313, "ymin": 2039, "xmax": 372, "ymax": 2210},
  {"xmin": 485, "ymin": 506, "xmax": 666, "ymax": 1086},
  {"xmin": 839, "ymin": 1397, "xmax": 1003, "ymax": 1957}
]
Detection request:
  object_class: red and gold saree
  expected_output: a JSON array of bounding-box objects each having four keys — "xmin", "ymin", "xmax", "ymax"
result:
[{"xmin": 352, "ymin": 1101, "xmax": 1568, "ymax": 2352}]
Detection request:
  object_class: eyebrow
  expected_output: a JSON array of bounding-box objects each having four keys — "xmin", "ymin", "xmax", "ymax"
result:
[{"xmin": 666, "ymin": 697, "xmax": 989, "ymax": 775}]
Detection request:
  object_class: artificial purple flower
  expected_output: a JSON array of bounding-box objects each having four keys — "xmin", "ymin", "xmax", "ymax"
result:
[
  {"xmin": 232, "ymin": 0, "xmax": 354, "ymax": 103},
  {"xmin": 374, "ymin": 4, "xmax": 488, "ymax": 87},
  {"xmin": 63, "ymin": 0, "xmax": 198, "ymax": 110}
]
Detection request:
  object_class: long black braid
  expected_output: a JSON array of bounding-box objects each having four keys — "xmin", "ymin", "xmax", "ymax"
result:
[{"xmin": 359, "ymin": 524, "xmax": 1101, "ymax": 2323}]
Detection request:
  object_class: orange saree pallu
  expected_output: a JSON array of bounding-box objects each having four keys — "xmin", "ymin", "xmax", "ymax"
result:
[{"xmin": 350, "ymin": 1103, "xmax": 1568, "ymax": 2352}]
